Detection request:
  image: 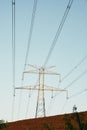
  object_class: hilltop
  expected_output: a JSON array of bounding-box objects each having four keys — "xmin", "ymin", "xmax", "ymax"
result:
[{"xmin": 3, "ymin": 111, "xmax": 87, "ymax": 130}]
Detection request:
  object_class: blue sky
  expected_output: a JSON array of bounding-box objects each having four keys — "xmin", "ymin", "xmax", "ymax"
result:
[{"xmin": 0, "ymin": 0, "xmax": 87, "ymax": 122}]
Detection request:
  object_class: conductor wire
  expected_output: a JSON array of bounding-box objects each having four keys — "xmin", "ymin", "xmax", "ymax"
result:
[
  {"xmin": 44, "ymin": 0, "xmax": 73, "ymax": 66},
  {"xmin": 17, "ymin": 0, "xmax": 38, "ymax": 119},
  {"xmin": 12, "ymin": 0, "xmax": 16, "ymax": 121},
  {"xmin": 62, "ymin": 55, "xmax": 87, "ymax": 81},
  {"xmin": 22, "ymin": 0, "xmax": 38, "ymax": 76}
]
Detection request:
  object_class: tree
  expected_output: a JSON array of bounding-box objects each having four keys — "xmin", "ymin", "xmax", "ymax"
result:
[
  {"xmin": 63, "ymin": 112, "xmax": 87, "ymax": 130},
  {"xmin": 0, "ymin": 120, "xmax": 8, "ymax": 130},
  {"xmin": 63, "ymin": 114, "xmax": 76, "ymax": 130}
]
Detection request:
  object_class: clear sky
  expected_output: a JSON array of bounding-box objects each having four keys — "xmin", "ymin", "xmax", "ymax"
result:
[{"xmin": 0, "ymin": 0, "xmax": 87, "ymax": 122}]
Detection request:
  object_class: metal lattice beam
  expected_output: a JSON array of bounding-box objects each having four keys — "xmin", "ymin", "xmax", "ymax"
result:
[{"xmin": 15, "ymin": 65, "xmax": 67, "ymax": 118}]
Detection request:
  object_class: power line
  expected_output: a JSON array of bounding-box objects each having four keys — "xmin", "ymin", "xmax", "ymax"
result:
[
  {"xmin": 56, "ymin": 55, "xmax": 87, "ymax": 101},
  {"xmin": 65, "ymin": 69, "xmax": 87, "ymax": 89},
  {"xmin": 17, "ymin": 0, "xmax": 38, "ymax": 119},
  {"xmin": 11, "ymin": 92, "xmax": 15, "ymax": 121},
  {"xmin": 25, "ymin": 91, "xmax": 31, "ymax": 118},
  {"xmin": 62, "ymin": 55, "xmax": 87, "ymax": 81},
  {"xmin": 12, "ymin": 0, "xmax": 15, "ymax": 95},
  {"xmin": 12, "ymin": 0, "xmax": 16, "ymax": 121},
  {"xmin": 51, "ymin": 69, "xmax": 87, "ymax": 99},
  {"xmin": 60, "ymin": 89, "xmax": 87, "ymax": 113},
  {"xmin": 16, "ymin": 0, "xmax": 73, "ymax": 118},
  {"xmin": 44, "ymin": 0, "xmax": 74, "ymax": 66},
  {"xmin": 60, "ymin": 98, "xmax": 68, "ymax": 113},
  {"xmin": 24, "ymin": 0, "xmax": 38, "ymax": 118},
  {"xmin": 22, "ymin": 0, "xmax": 38, "ymax": 76},
  {"xmin": 69, "ymin": 89, "xmax": 87, "ymax": 99}
]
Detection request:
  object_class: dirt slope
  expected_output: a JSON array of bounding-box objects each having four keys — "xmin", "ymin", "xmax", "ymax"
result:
[{"xmin": 3, "ymin": 111, "xmax": 87, "ymax": 130}]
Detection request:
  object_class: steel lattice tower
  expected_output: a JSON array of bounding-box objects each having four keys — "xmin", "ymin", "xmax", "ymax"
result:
[{"xmin": 15, "ymin": 65, "xmax": 68, "ymax": 118}]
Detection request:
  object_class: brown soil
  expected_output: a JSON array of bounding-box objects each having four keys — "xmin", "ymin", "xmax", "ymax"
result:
[{"xmin": 3, "ymin": 111, "xmax": 87, "ymax": 130}]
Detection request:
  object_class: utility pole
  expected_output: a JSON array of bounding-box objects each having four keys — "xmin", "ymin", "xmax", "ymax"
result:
[{"xmin": 15, "ymin": 64, "xmax": 68, "ymax": 118}]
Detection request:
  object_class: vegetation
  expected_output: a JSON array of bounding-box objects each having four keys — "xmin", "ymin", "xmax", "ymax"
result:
[
  {"xmin": 63, "ymin": 112, "xmax": 87, "ymax": 130},
  {"xmin": 43, "ymin": 123, "xmax": 53, "ymax": 130},
  {"xmin": 0, "ymin": 120, "xmax": 8, "ymax": 130}
]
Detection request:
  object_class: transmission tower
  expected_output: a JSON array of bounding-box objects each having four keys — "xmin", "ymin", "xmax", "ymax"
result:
[{"xmin": 15, "ymin": 64, "xmax": 68, "ymax": 118}]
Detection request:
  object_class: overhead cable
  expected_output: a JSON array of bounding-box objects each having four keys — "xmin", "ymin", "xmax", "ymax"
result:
[
  {"xmin": 65, "ymin": 69, "xmax": 87, "ymax": 89},
  {"xmin": 12, "ymin": 0, "xmax": 16, "ymax": 95},
  {"xmin": 22, "ymin": 0, "xmax": 38, "ymax": 77},
  {"xmin": 12, "ymin": 0, "xmax": 16, "ymax": 121},
  {"xmin": 60, "ymin": 89, "xmax": 87, "ymax": 113},
  {"xmin": 25, "ymin": 91, "xmax": 31, "ymax": 118},
  {"xmin": 69, "ymin": 89, "xmax": 87, "ymax": 99},
  {"xmin": 60, "ymin": 99, "xmax": 68, "ymax": 113},
  {"xmin": 11, "ymin": 94, "xmax": 15, "ymax": 121},
  {"xmin": 24, "ymin": 0, "xmax": 38, "ymax": 118},
  {"xmin": 44, "ymin": 0, "xmax": 74, "ymax": 66},
  {"xmin": 17, "ymin": 0, "xmax": 38, "ymax": 119},
  {"xmin": 52, "ymin": 69, "xmax": 87, "ymax": 98},
  {"xmin": 62, "ymin": 55, "xmax": 87, "ymax": 81}
]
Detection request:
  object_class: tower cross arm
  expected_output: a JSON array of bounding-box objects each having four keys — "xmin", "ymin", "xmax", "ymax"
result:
[
  {"xmin": 24, "ymin": 70, "xmax": 60, "ymax": 75},
  {"xmin": 42, "ymin": 71, "xmax": 60, "ymax": 75},
  {"xmin": 44, "ymin": 85, "xmax": 67, "ymax": 92},
  {"xmin": 24, "ymin": 70, "xmax": 39, "ymax": 74},
  {"xmin": 15, "ymin": 85, "xmax": 39, "ymax": 90},
  {"xmin": 15, "ymin": 85, "xmax": 67, "ymax": 92}
]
